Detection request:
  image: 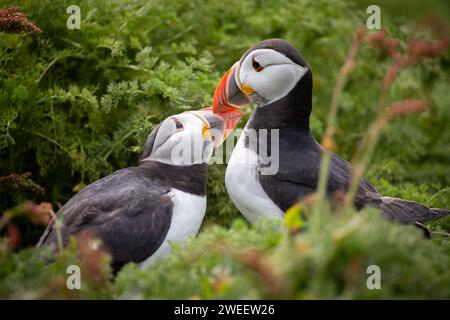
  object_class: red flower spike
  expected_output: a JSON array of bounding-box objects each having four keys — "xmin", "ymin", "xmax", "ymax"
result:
[{"xmin": 5, "ymin": 224, "xmax": 22, "ymax": 250}]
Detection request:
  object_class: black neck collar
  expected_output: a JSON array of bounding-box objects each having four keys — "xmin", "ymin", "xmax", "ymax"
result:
[
  {"xmin": 247, "ymin": 71, "xmax": 312, "ymax": 131},
  {"xmin": 138, "ymin": 160, "xmax": 207, "ymax": 196}
]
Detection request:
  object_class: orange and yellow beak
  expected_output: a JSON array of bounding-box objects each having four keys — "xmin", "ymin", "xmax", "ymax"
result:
[
  {"xmin": 190, "ymin": 107, "xmax": 242, "ymax": 146},
  {"xmin": 212, "ymin": 62, "xmax": 251, "ymax": 114}
]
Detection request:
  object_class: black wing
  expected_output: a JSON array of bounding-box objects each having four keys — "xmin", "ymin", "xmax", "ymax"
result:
[
  {"xmin": 258, "ymin": 130, "xmax": 449, "ymax": 224},
  {"xmin": 258, "ymin": 130, "xmax": 379, "ymax": 211},
  {"xmin": 377, "ymin": 197, "xmax": 450, "ymax": 223},
  {"xmin": 38, "ymin": 167, "xmax": 173, "ymax": 269}
]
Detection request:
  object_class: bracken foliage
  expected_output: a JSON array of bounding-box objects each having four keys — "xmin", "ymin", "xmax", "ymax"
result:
[{"xmin": 0, "ymin": 0, "xmax": 449, "ymax": 299}]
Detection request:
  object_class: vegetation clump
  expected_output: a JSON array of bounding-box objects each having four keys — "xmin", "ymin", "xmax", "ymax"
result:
[{"xmin": 0, "ymin": 0, "xmax": 449, "ymax": 299}]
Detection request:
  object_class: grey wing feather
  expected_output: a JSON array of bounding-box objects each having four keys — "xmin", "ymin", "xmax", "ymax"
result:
[{"xmin": 38, "ymin": 168, "xmax": 173, "ymax": 268}]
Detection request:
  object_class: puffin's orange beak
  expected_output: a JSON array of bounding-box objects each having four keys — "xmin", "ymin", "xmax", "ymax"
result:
[
  {"xmin": 190, "ymin": 108, "xmax": 242, "ymax": 145},
  {"xmin": 212, "ymin": 62, "xmax": 251, "ymax": 114},
  {"xmin": 197, "ymin": 107, "xmax": 242, "ymax": 142}
]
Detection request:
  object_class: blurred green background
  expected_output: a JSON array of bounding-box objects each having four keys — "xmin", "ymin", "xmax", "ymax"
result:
[{"xmin": 0, "ymin": 0, "xmax": 449, "ymax": 299}]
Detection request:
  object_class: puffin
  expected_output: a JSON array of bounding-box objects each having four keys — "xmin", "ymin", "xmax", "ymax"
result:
[
  {"xmin": 212, "ymin": 38, "xmax": 450, "ymax": 225},
  {"xmin": 38, "ymin": 109, "xmax": 239, "ymax": 271}
]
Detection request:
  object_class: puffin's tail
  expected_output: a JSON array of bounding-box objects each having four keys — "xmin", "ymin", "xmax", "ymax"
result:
[{"xmin": 379, "ymin": 196, "xmax": 450, "ymax": 224}]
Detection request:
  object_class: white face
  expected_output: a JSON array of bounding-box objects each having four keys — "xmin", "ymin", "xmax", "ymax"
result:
[
  {"xmin": 238, "ymin": 49, "xmax": 308, "ymax": 106},
  {"xmin": 142, "ymin": 112, "xmax": 221, "ymax": 166}
]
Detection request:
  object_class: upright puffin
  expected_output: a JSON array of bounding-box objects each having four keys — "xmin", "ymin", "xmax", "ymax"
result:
[
  {"xmin": 213, "ymin": 38, "xmax": 450, "ymax": 224},
  {"xmin": 38, "ymin": 109, "xmax": 238, "ymax": 270}
]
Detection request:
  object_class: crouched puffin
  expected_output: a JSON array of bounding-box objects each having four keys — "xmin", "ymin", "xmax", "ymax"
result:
[
  {"xmin": 213, "ymin": 38, "xmax": 450, "ymax": 225},
  {"xmin": 38, "ymin": 109, "xmax": 239, "ymax": 271}
]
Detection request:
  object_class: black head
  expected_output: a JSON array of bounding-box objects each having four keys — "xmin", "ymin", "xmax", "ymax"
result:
[{"xmin": 239, "ymin": 38, "xmax": 309, "ymax": 68}]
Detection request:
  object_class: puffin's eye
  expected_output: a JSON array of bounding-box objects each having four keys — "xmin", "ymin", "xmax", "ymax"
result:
[
  {"xmin": 173, "ymin": 118, "xmax": 184, "ymax": 131},
  {"xmin": 252, "ymin": 56, "xmax": 264, "ymax": 72}
]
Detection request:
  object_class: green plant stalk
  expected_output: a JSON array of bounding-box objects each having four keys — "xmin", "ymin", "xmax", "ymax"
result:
[
  {"xmin": 316, "ymin": 74, "xmax": 345, "ymax": 203},
  {"xmin": 345, "ymin": 87, "xmax": 389, "ymax": 207},
  {"xmin": 346, "ymin": 117, "xmax": 386, "ymax": 204},
  {"xmin": 315, "ymin": 30, "xmax": 365, "ymax": 220},
  {"xmin": 26, "ymin": 129, "xmax": 72, "ymax": 157},
  {"xmin": 315, "ymin": 152, "xmax": 331, "ymax": 207},
  {"xmin": 54, "ymin": 221, "xmax": 63, "ymax": 254},
  {"xmin": 0, "ymin": 215, "xmax": 8, "ymax": 231},
  {"xmin": 48, "ymin": 209, "xmax": 64, "ymax": 254},
  {"xmin": 312, "ymin": 152, "xmax": 331, "ymax": 235}
]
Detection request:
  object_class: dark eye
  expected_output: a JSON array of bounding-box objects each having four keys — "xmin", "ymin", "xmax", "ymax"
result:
[
  {"xmin": 252, "ymin": 56, "xmax": 264, "ymax": 72},
  {"xmin": 173, "ymin": 118, "xmax": 183, "ymax": 131}
]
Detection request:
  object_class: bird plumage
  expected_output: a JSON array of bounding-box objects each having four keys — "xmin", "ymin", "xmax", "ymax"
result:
[
  {"xmin": 38, "ymin": 110, "xmax": 234, "ymax": 271},
  {"xmin": 38, "ymin": 162, "xmax": 206, "ymax": 271},
  {"xmin": 217, "ymin": 38, "xmax": 450, "ymax": 225}
]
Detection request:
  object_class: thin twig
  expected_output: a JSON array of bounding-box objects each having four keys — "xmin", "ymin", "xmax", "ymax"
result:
[
  {"xmin": 48, "ymin": 209, "xmax": 63, "ymax": 254},
  {"xmin": 26, "ymin": 129, "xmax": 72, "ymax": 156},
  {"xmin": 315, "ymin": 30, "xmax": 366, "ymax": 219}
]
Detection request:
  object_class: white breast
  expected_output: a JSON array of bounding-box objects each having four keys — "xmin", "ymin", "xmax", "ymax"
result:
[
  {"xmin": 140, "ymin": 189, "xmax": 206, "ymax": 267},
  {"xmin": 225, "ymin": 129, "xmax": 284, "ymax": 223}
]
